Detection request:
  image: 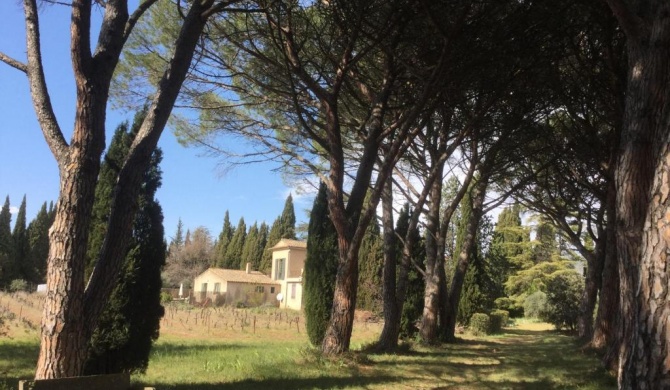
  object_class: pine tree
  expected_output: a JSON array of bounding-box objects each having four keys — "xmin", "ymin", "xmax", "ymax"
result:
[
  {"xmin": 357, "ymin": 217, "xmax": 383, "ymax": 313},
  {"xmin": 492, "ymin": 205, "xmax": 530, "ymax": 271},
  {"xmin": 12, "ymin": 195, "xmax": 30, "ymax": 282},
  {"xmin": 27, "ymin": 202, "xmax": 52, "ymax": 284},
  {"xmin": 0, "ymin": 196, "xmax": 14, "ymax": 285},
  {"xmin": 224, "ymin": 217, "xmax": 246, "ymax": 269},
  {"xmin": 279, "ymin": 194, "xmax": 296, "ymax": 239},
  {"xmin": 213, "ymin": 211, "xmax": 234, "ymax": 267},
  {"xmin": 84, "ymin": 112, "xmax": 166, "ymax": 375},
  {"xmin": 241, "ymin": 222, "xmax": 259, "ymax": 269},
  {"xmin": 260, "ymin": 217, "xmax": 282, "ymax": 273},
  {"xmin": 304, "ymin": 182, "xmax": 339, "ymax": 346}
]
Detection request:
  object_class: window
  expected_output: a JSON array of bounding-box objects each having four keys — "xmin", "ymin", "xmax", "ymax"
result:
[
  {"xmin": 201, "ymin": 283, "xmax": 208, "ymax": 292},
  {"xmin": 275, "ymin": 258, "xmax": 286, "ymax": 280},
  {"xmin": 255, "ymin": 286, "xmax": 265, "ymax": 293},
  {"xmin": 214, "ymin": 283, "xmax": 221, "ymax": 293},
  {"xmin": 270, "ymin": 287, "xmax": 275, "ymax": 294},
  {"xmin": 291, "ymin": 283, "xmax": 296, "ymax": 299}
]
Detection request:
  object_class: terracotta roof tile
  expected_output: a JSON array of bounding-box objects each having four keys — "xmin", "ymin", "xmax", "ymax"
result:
[
  {"xmin": 270, "ymin": 238, "xmax": 307, "ymax": 250},
  {"xmin": 206, "ymin": 268, "xmax": 278, "ymax": 285}
]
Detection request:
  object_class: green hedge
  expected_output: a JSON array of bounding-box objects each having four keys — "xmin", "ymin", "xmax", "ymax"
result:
[
  {"xmin": 469, "ymin": 313, "xmax": 491, "ymax": 336},
  {"xmin": 490, "ymin": 310, "xmax": 508, "ymax": 333}
]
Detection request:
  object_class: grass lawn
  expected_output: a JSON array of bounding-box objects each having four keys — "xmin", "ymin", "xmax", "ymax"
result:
[{"xmin": 0, "ymin": 293, "xmax": 616, "ymax": 389}]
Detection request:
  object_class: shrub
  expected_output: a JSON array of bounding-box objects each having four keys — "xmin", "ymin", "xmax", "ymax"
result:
[
  {"xmin": 160, "ymin": 291, "xmax": 173, "ymax": 305},
  {"xmin": 543, "ymin": 271, "xmax": 583, "ymax": 330},
  {"xmin": 523, "ymin": 291, "xmax": 548, "ymax": 319},
  {"xmin": 9, "ymin": 279, "xmax": 28, "ymax": 292},
  {"xmin": 491, "ymin": 309, "xmax": 509, "ymax": 330},
  {"xmin": 469, "ymin": 313, "xmax": 491, "ymax": 336}
]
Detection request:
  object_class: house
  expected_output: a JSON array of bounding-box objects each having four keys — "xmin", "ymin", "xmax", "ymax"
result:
[
  {"xmin": 270, "ymin": 239, "xmax": 307, "ymax": 310},
  {"xmin": 192, "ymin": 238, "xmax": 307, "ymax": 309},
  {"xmin": 193, "ymin": 264, "xmax": 281, "ymax": 307}
]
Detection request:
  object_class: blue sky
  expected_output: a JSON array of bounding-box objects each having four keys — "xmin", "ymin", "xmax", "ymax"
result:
[{"xmin": 0, "ymin": 2, "xmax": 313, "ymax": 240}]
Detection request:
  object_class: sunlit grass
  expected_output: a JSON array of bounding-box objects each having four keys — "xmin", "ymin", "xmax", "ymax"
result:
[{"xmin": 0, "ymin": 293, "xmax": 616, "ymax": 390}]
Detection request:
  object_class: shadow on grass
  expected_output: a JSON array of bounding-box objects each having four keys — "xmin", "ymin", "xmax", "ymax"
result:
[
  {"xmin": 0, "ymin": 340, "xmax": 39, "ymax": 388},
  {"xmin": 148, "ymin": 374, "xmax": 397, "ymax": 390}
]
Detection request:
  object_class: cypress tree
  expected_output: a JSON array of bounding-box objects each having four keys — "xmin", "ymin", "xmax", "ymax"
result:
[
  {"xmin": 255, "ymin": 222, "xmax": 269, "ymax": 271},
  {"xmin": 84, "ymin": 112, "xmax": 166, "ymax": 375},
  {"xmin": 213, "ymin": 211, "xmax": 234, "ymax": 267},
  {"xmin": 11, "ymin": 195, "xmax": 29, "ymax": 282},
  {"xmin": 357, "ymin": 217, "xmax": 383, "ymax": 313},
  {"xmin": 396, "ymin": 204, "xmax": 425, "ymax": 338},
  {"xmin": 304, "ymin": 182, "xmax": 339, "ymax": 346},
  {"xmin": 0, "ymin": 196, "xmax": 13, "ymax": 285},
  {"xmin": 224, "ymin": 217, "xmax": 246, "ymax": 269},
  {"xmin": 27, "ymin": 202, "xmax": 51, "ymax": 284},
  {"xmin": 260, "ymin": 217, "xmax": 282, "ymax": 273},
  {"xmin": 171, "ymin": 219, "xmax": 185, "ymax": 252},
  {"xmin": 241, "ymin": 222, "xmax": 259, "ymax": 269},
  {"xmin": 279, "ymin": 194, "xmax": 296, "ymax": 239},
  {"xmin": 86, "ymin": 122, "xmax": 133, "ymax": 279}
]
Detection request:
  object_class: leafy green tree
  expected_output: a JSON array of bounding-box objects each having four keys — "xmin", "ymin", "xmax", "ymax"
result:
[
  {"xmin": 531, "ymin": 218, "xmax": 558, "ymax": 263},
  {"xmin": 542, "ymin": 271, "xmax": 583, "ymax": 331},
  {"xmin": 0, "ymin": 196, "xmax": 14, "ymax": 285},
  {"xmin": 12, "ymin": 195, "xmax": 30, "ymax": 282},
  {"xmin": 27, "ymin": 202, "xmax": 52, "ymax": 283},
  {"xmin": 279, "ymin": 194, "xmax": 296, "ymax": 240},
  {"xmin": 304, "ymin": 182, "xmax": 339, "ymax": 346},
  {"xmin": 84, "ymin": 114, "xmax": 166, "ymax": 375},
  {"xmin": 492, "ymin": 205, "xmax": 530, "ymax": 270},
  {"xmin": 213, "ymin": 211, "xmax": 234, "ymax": 267},
  {"xmin": 357, "ymin": 218, "xmax": 383, "ymax": 313}
]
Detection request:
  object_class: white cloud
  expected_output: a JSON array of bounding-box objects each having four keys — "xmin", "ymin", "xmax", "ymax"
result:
[{"xmin": 9, "ymin": 206, "xmax": 19, "ymax": 214}]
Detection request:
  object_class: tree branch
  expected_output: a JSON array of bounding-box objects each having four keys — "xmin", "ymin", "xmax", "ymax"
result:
[
  {"xmin": 23, "ymin": 0, "xmax": 68, "ymax": 163},
  {"xmin": 123, "ymin": 0, "xmax": 160, "ymax": 41},
  {"xmin": 603, "ymin": 0, "xmax": 647, "ymax": 42},
  {"xmin": 0, "ymin": 52, "xmax": 28, "ymax": 73}
]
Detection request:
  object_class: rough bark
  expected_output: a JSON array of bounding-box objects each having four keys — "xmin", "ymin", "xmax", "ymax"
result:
[
  {"xmin": 591, "ymin": 182, "xmax": 619, "ymax": 365},
  {"xmin": 419, "ymin": 170, "xmax": 443, "ymax": 343},
  {"xmin": 376, "ymin": 180, "xmax": 400, "ymax": 351},
  {"xmin": 442, "ymin": 173, "xmax": 488, "ymax": 341},
  {"xmin": 578, "ymin": 239, "xmax": 602, "ymax": 341},
  {"xmin": 604, "ymin": 1, "xmax": 670, "ymax": 387}
]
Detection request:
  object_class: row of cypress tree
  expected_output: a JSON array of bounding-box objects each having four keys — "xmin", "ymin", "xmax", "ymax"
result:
[{"xmin": 0, "ymin": 196, "xmax": 55, "ymax": 288}]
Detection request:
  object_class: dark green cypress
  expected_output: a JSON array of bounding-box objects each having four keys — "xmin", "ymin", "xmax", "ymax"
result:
[
  {"xmin": 12, "ymin": 195, "xmax": 30, "ymax": 282},
  {"xmin": 357, "ymin": 217, "xmax": 383, "ymax": 313},
  {"xmin": 241, "ymin": 222, "xmax": 259, "ymax": 269},
  {"xmin": 84, "ymin": 111, "xmax": 166, "ymax": 375},
  {"xmin": 279, "ymin": 194, "xmax": 296, "ymax": 239},
  {"xmin": 224, "ymin": 217, "xmax": 246, "ymax": 269},
  {"xmin": 396, "ymin": 204, "xmax": 425, "ymax": 338},
  {"xmin": 213, "ymin": 211, "xmax": 234, "ymax": 267},
  {"xmin": 0, "ymin": 196, "xmax": 13, "ymax": 285},
  {"xmin": 304, "ymin": 182, "xmax": 339, "ymax": 346},
  {"xmin": 255, "ymin": 222, "xmax": 269, "ymax": 271},
  {"xmin": 27, "ymin": 202, "xmax": 52, "ymax": 284}
]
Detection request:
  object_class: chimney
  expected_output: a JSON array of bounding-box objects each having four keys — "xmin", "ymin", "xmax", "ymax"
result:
[{"xmin": 246, "ymin": 262, "xmax": 251, "ymax": 274}]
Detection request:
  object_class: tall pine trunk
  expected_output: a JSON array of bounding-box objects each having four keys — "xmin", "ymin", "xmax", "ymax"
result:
[
  {"xmin": 419, "ymin": 175, "xmax": 443, "ymax": 343},
  {"xmin": 606, "ymin": 2, "xmax": 670, "ymax": 386}
]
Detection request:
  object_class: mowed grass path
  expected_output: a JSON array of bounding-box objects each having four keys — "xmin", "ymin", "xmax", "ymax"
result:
[
  {"xmin": 135, "ymin": 322, "xmax": 615, "ymax": 390},
  {"xmin": 0, "ymin": 293, "xmax": 615, "ymax": 389}
]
